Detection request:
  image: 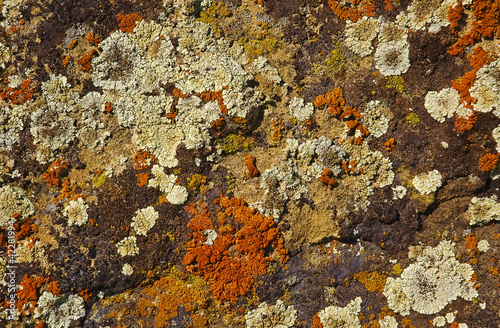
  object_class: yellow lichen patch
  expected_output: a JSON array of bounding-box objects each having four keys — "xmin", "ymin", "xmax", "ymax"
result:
[
  {"xmin": 217, "ymin": 134, "xmax": 255, "ymax": 154},
  {"xmin": 196, "ymin": 1, "xmax": 231, "ymax": 38},
  {"xmin": 187, "ymin": 174, "xmax": 207, "ymax": 191},
  {"xmin": 406, "ymin": 112, "xmax": 420, "ymax": 127},
  {"xmin": 386, "ymin": 76, "xmax": 404, "ymax": 93},
  {"xmin": 134, "ymin": 267, "xmax": 211, "ymax": 328},
  {"xmin": 92, "ymin": 172, "xmax": 106, "ymax": 188},
  {"xmin": 326, "ymin": 42, "xmax": 345, "ymax": 71},
  {"xmin": 239, "ymin": 23, "xmax": 281, "ymax": 60},
  {"xmin": 353, "ymin": 271, "xmax": 387, "ymax": 292}
]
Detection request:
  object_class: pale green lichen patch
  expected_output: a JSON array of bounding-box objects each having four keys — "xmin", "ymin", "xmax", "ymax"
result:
[
  {"xmin": 62, "ymin": 198, "xmax": 89, "ymax": 226},
  {"xmin": 116, "ymin": 236, "xmax": 140, "ymax": 257},
  {"xmin": 131, "ymin": 206, "xmax": 159, "ymax": 236},
  {"xmin": 0, "ymin": 184, "xmax": 34, "ymax": 226},
  {"xmin": 465, "ymin": 195, "xmax": 500, "ymax": 226},
  {"xmin": 245, "ymin": 300, "xmax": 297, "ymax": 328},
  {"xmin": 383, "ymin": 240, "xmax": 478, "ymax": 315},
  {"xmin": 412, "ymin": 169, "xmax": 442, "ymax": 195},
  {"xmin": 148, "ymin": 165, "xmax": 188, "ymax": 205},
  {"xmin": 318, "ymin": 297, "xmax": 362, "ymax": 328}
]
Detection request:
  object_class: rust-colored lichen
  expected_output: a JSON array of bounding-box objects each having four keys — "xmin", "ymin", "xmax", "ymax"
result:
[
  {"xmin": 478, "ymin": 153, "xmax": 499, "ymax": 172},
  {"xmin": 47, "ymin": 281, "xmax": 61, "ymax": 296},
  {"xmin": 384, "ymin": 138, "xmax": 395, "ymax": 151},
  {"xmin": 244, "ymin": 154, "xmax": 260, "ymax": 179},
  {"xmin": 383, "ymin": 0, "xmax": 396, "ymax": 11},
  {"xmin": 198, "ymin": 89, "xmax": 228, "ymax": 114},
  {"xmin": 313, "ymin": 87, "xmax": 345, "ymax": 116},
  {"xmin": 327, "ymin": 0, "xmax": 376, "ymax": 21},
  {"xmin": 319, "ymin": 168, "xmax": 337, "ymax": 189},
  {"xmin": 353, "ymin": 271, "xmax": 387, "ymax": 292},
  {"xmin": 117, "ymin": 13, "xmax": 142, "ymax": 33},
  {"xmin": 85, "ymin": 32, "xmax": 102, "ymax": 46},
  {"xmin": 17, "ymin": 275, "xmax": 50, "ymax": 315},
  {"xmin": 343, "ymin": 160, "xmax": 357, "ymax": 174},
  {"xmin": 312, "ymin": 313, "xmax": 324, "ymax": 328},
  {"xmin": 52, "ymin": 178, "xmax": 86, "ymax": 203},
  {"xmin": 211, "ymin": 117, "xmax": 225, "ymax": 130},
  {"xmin": 68, "ymin": 40, "xmax": 77, "ymax": 49},
  {"xmin": 448, "ymin": 1, "xmax": 464, "ymax": 35},
  {"xmin": 183, "ymin": 196, "xmax": 288, "ymax": 303},
  {"xmin": 0, "ymin": 78, "xmax": 33, "ymax": 105},
  {"xmin": 454, "ymin": 112, "xmax": 477, "ymax": 131},
  {"xmin": 105, "ymin": 102, "xmax": 113, "ymax": 113},
  {"xmin": 448, "ymin": 0, "xmax": 500, "ymax": 55},
  {"xmin": 187, "ymin": 174, "xmax": 207, "ymax": 191},
  {"xmin": 43, "ymin": 158, "xmax": 68, "ymax": 187},
  {"xmin": 464, "ymin": 233, "xmax": 478, "ymax": 252},
  {"xmin": 62, "ymin": 55, "xmax": 72, "ymax": 67},
  {"xmin": 77, "ymin": 49, "xmax": 97, "ymax": 73},
  {"xmin": 137, "ymin": 173, "xmax": 149, "ymax": 187},
  {"xmin": 134, "ymin": 267, "xmax": 210, "ymax": 328},
  {"xmin": 134, "ymin": 150, "xmax": 156, "ymax": 170},
  {"xmin": 78, "ymin": 289, "xmax": 92, "ymax": 302},
  {"xmin": 271, "ymin": 119, "xmax": 284, "ymax": 141}
]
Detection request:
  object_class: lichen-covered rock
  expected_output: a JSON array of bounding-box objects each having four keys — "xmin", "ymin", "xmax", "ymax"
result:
[
  {"xmin": 412, "ymin": 169, "xmax": 442, "ymax": 194},
  {"xmin": 383, "ymin": 240, "xmax": 478, "ymax": 315},
  {"xmin": 0, "ymin": 185, "xmax": 34, "ymax": 226},
  {"xmin": 318, "ymin": 297, "xmax": 362, "ymax": 328},
  {"xmin": 245, "ymin": 300, "xmax": 297, "ymax": 328},
  {"xmin": 116, "ymin": 236, "xmax": 140, "ymax": 257},
  {"xmin": 62, "ymin": 198, "xmax": 89, "ymax": 227},
  {"xmin": 344, "ymin": 17, "xmax": 379, "ymax": 57},
  {"xmin": 131, "ymin": 206, "xmax": 159, "ymax": 236},
  {"xmin": 424, "ymin": 87, "xmax": 461, "ymax": 123},
  {"xmin": 465, "ymin": 195, "xmax": 500, "ymax": 226}
]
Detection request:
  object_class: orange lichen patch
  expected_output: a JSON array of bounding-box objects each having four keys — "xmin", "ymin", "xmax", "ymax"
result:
[
  {"xmin": 244, "ymin": 154, "xmax": 260, "ymax": 179},
  {"xmin": 43, "ymin": 158, "xmax": 68, "ymax": 187},
  {"xmin": 17, "ymin": 275, "xmax": 50, "ymax": 311},
  {"xmin": 47, "ymin": 281, "xmax": 61, "ymax": 296},
  {"xmin": 78, "ymin": 289, "xmax": 92, "ymax": 302},
  {"xmin": 137, "ymin": 173, "xmax": 149, "ymax": 187},
  {"xmin": 319, "ymin": 168, "xmax": 337, "ymax": 189},
  {"xmin": 327, "ymin": 0, "xmax": 376, "ymax": 21},
  {"xmin": 464, "ymin": 233, "xmax": 478, "ymax": 252},
  {"xmin": 452, "ymin": 70, "xmax": 477, "ymax": 109},
  {"xmin": 488, "ymin": 266, "xmax": 499, "ymax": 275},
  {"xmin": 198, "ymin": 89, "xmax": 228, "ymax": 114},
  {"xmin": 313, "ymin": 87, "xmax": 345, "ymax": 115},
  {"xmin": 454, "ymin": 112, "xmax": 477, "ymax": 131},
  {"xmin": 234, "ymin": 116, "xmax": 246, "ymax": 124},
  {"xmin": 172, "ymin": 88, "xmax": 188, "ymax": 99},
  {"xmin": 117, "ymin": 13, "xmax": 142, "ymax": 33},
  {"xmin": 105, "ymin": 102, "xmax": 113, "ymax": 112},
  {"xmin": 211, "ymin": 117, "xmax": 225, "ymax": 130},
  {"xmin": 479, "ymin": 153, "xmax": 499, "ymax": 172},
  {"xmin": 449, "ymin": 323, "xmax": 459, "ymax": 328},
  {"xmin": 448, "ymin": 1, "xmax": 464, "ymax": 35},
  {"xmin": 186, "ymin": 206, "xmax": 213, "ymax": 232},
  {"xmin": 384, "ymin": 138, "xmax": 395, "ymax": 151},
  {"xmin": 52, "ymin": 178, "xmax": 86, "ymax": 203},
  {"xmin": 62, "ymin": 55, "xmax": 72, "ymax": 67},
  {"xmin": 77, "ymin": 49, "xmax": 97, "ymax": 73},
  {"xmin": 353, "ymin": 271, "xmax": 387, "ymax": 292},
  {"xmin": 253, "ymin": 0, "xmax": 264, "ymax": 5},
  {"xmin": 383, "ymin": 0, "xmax": 396, "ymax": 11},
  {"xmin": 134, "ymin": 150, "xmax": 156, "ymax": 170},
  {"xmin": 401, "ymin": 318, "xmax": 416, "ymax": 328},
  {"xmin": 85, "ymin": 32, "xmax": 102, "ymax": 46},
  {"xmin": 183, "ymin": 195, "xmax": 288, "ymax": 303},
  {"xmin": 448, "ymin": 0, "xmax": 500, "ymax": 55},
  {"xmin": 345, "ymin": 119, "xmax": 359, "ymax": 133},
  {"xmin": 15, "ymin": 218, "xmax": 38, "ymax": 240},
  {"xmin": 68, "ymin": 40, "xmax": 77, "ymax": 49},
  {"xmin": 468, "ymin": 46, "xmax": 497, "ymax": 71},
  {"xmin": 187, "ymin": 174, "xmax": 207, "ymax": 191},
  {"xmin": 0, "ymin": 79, "xmax": 34, "ymax": 105},
  {"xmin": 134, "ymin": 267, "xmax": 210, "ymax": 328},
  {"xmin": 343, "ymin": 160, "xmax": 357, "ymax": 174},
  {"xmin": 35, "ymin": 321, "xmax": 46, "ymax": 328},
  {"xmin": 271, "ymin": 119, "xmax": 284, "ymax": 140},
  {"xmin": 312, "ymin": 313, "xmax": 324, "ymax": 328}
]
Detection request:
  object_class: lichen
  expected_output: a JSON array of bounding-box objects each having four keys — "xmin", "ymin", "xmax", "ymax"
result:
[
  {"xmin": 361, "ymin": 100, "xmax": 391, "ymax": 138},
  {"xmin": 383, "ymin": 240, "xmax": 478, "ymax": 315},
  {"xmin": 412, "ymin": 170, "xmax": 442, "ymax": 194},
  {"xmin": 148, "ymin": 165, "xmax": 188, "ymax": 205},
  {"xmin": 245, "ymin": 300, "xmax": 297, "ymax": 328},
  {"xmin": 62, "ymin": 198, "xmax": 89, "ymax": 227},
  {"xmin": 344, "ymin": 17, "xmax": 379, "ymax": 57},
  {"xmin": 131, "ymin": 206, "xmax": 159, "ymax": 236},
  {"xmin": 424, "ymin": 87, "xmax": 462, "ymax": 123},
  {"xmin": 0, "ymin": 185, "xmax": 34, "ymax": 226},
  {"xmin": 465, "ymin": 195, "xmax": 500, "ymax": 226},
  {"xmin": 122, "ymin": 263, "xmax": 134, "ymax": 276},
  {"xmin": 289, "ymin": 97, "xmax": 314, "ymax": 121},
  {"xmin": 116, "ymin": 236, "xmax": 140, "ymax": 257},
  {"xmin": 318, "ymin": 297, "xmax": 362, "ymax": 328}
]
